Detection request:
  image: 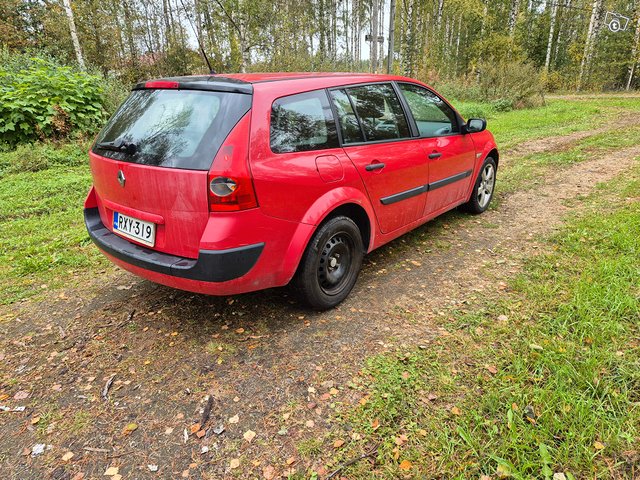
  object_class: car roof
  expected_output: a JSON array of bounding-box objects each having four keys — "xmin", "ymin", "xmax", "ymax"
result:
[{"xmin": 136, "ymin": 72, "xmax": 426, "ymax": 93}]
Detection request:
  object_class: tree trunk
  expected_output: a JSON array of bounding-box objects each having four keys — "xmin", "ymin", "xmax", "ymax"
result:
[
  {"xmin": 627, "ymin": 9, "xmax": 640, "ymax": 90},
  {"xmin": 387, "ymin": 0, "xmax": 396, "ymax": 73},
  {"xmin": 578, "ymin": 0, "xmax": 603, "ymax": 91},
  {"xmin": 62, "ymin": 0, "xmax": 86, "ymax": 69},
  {"xmin": 436, "ymin": 0, "xmax": 444, "ymax": 31},
  {"xmin": 508, "ymin": 0, "xmax": 520, "ymax": 37},
  {"xmin": 370, "ymin": 0, "xmax": 378, "ymax": 72},
  {"xmin": 544, "ymin": 0, "xmax": 558, "ymax": 71}
]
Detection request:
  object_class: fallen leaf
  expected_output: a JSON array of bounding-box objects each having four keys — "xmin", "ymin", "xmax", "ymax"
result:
[
  {"xmin": 486, "ymin": 365, "xmax": 498, "ymax": 375},
  {"xmin": 112, "ymin": 475, "xmax": 122, "ymax": 480},
  {"xmin": 496, "ymin": 463, "xmax": 511, "ymax": 478},
  {"xmin": 450, "ymin": 406, "xmax": 462, "ymax": 416},
  {"xmin": 164, "ymin": 427, "xmax": 174, "ymax": 435},
  {"xmin": 333, "ymin": 439, "xmax": 344, "ymax": 448},
  {"xmin": 61, "ymin": 451, "xmax": 74, "ymax": 462},
  {"xmin": 30, "ymin": 416, "xmax": 41, "ymax": 425},
  {"xmin": 228, "ymin": 414, "xmax": 239, "ymax": 424},
  {"xmin": 286, "ymin": 457, "xmax": 296, "ymax": 465},
  {"xmin": 230, "ymin": 458, "xmax": 240, "ymax": 469},
  {"xmin": 399, "ymin": 459, "xmax": 412, "ymax": 471},
  {"xmin": 395, "ymin": 434, "xmax": 408, "ymax": 446},
  {"xmin": 553, "ymin": 473, "xmax": 567, "ymax": 480},
  {"xmin": 594, "ymin": 441, "xmax": 605, "ymax": 450},
  {"xmin": 14, "ymin": 390, "xmax": 29, "ymax": 400},
  {"xmin": 122, "ymin": 423, "xmax": 138, "ymax": 435},
  {"xmin": 371, "ymin": 418, "xmax": 380, "ymax": 430},
  {"xmin": 196, "ymin": 429, "xmax": 206, "ymax": 438},
  {"xmin": 235, "ymin": 328, "xmax": 245, "ymax": 334},
  {"xmin": 305, "ymin": 420, "xmax": 315, "ymax": 428},
  {"xmin": 243, "ymin": 430, "xmax": 256, "ymax": 442},
  {"xmin": 262, "ymin": 465, "xmax": 276, "ymax": 479},
  {"xmin": 190, "ymin": 423, "xmax": 201, "ymax": 434},
  {"xmin": 104, "ymin": 466, "xmax": 119, "ymax": 476}
]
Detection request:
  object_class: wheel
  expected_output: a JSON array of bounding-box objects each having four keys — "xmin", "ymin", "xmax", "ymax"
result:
[
  {"xmin": 293, "ymin": 216, "xmax": 364, "ymax": 310},
  {"xmin": 460, "ymin": 157, "xmax": 497, "ymax": 214}
]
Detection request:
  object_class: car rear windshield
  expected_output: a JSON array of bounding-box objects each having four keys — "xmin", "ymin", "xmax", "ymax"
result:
[{"xmin": 92, "ymin": 89, "xmax": 251, "ymax": 170}]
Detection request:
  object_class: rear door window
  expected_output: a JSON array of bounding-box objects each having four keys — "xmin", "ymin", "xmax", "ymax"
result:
[
  {"xmin": 270, "ymin": 90, "xmax": 339, "ymax": 153},
  {"xmin": 329, "ymin": 89, "xmax": 365, "ymax": 144},
  {"xmin": 397, "ymin": 83, "xmax": 459, "ymax": 137},
  {"xmin": 93, "ymin": 89, "xmax": 251, "ymax": 170},
  {"xmin": 342, "ymin": 83, "xmax": 410, "ymax": 142}
]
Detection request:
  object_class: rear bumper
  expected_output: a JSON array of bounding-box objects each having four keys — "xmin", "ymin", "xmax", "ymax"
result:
[{"xmin": 84, "ymin": 207, "xmax": 263, "ymax": 283}]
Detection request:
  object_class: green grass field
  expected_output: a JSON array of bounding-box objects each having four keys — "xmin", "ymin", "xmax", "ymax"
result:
[
  {"xmin": 1, "ymin": 97, "xmax": 640, "ymax": 304},
  {"xmin": 330, "ymin": 164, "xmax": 640, "ymax": 478}
]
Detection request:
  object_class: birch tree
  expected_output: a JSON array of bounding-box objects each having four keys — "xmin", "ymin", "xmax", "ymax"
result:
[
  {"xmin": 62, "ymin": 0, "xmax": 85, "ymax": 69},
  {"xmin": 544, "ymin": 0, "xmax": 558, "ymax": 71},
  {"xmin": 578, "ymin": 0, "xmax": 604, "ymax": 90},
  {"xmin": 627, "ymin": 7, "xmax": 640, "ymax": 90}
]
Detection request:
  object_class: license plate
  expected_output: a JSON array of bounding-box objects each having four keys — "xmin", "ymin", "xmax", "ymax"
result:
[{"xmin": 113, "ymin": 211, "xmax": 156, "ymax": 247}]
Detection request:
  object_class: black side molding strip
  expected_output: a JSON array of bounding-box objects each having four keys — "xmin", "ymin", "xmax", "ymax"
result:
[
  {"xmin": 379, "ymin": 169, "xmax": 473, "ymax": 206},
  {"xmin": 428, "ymin": 169, "xmax": 472, "ymax": 191},
  {"xmin": 84, "ymin": 207, "xmax": 263, "ymax": 282},
  {"xmin": 380, "ymin": 185, "xmax": 428, "ymax": 205}
]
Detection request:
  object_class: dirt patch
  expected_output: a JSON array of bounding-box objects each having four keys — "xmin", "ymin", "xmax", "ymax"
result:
[
  {"xmin": 501, "ymin": 111, "xmax": 638, "ymax": 161},
  {"xmin": 1, "ymin": 137, "xmax": 639, "ymax": 479}
]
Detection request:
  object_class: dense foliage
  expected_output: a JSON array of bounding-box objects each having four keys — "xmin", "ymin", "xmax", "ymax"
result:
[
  {"xmin": 0, "ymin": 0, "xmax": 638, "ymax": 93},
  {"xmin": 0, "ymin": 52, "xmax": 105, "ymax": 145}
]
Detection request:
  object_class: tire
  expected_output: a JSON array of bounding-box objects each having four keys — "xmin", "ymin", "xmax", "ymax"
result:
[
  {"xmin": 460, "ymin": 157, "xmax": 497, "ymax": 214},
  {"xmin": 293, "ymin": 216, "xmax": 364, "ymax": 310}
]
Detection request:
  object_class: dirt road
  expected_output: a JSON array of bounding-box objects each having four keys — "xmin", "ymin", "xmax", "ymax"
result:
[{"xmin": 1, "ymin": 129, "xmax": 639, "ymax": 479}]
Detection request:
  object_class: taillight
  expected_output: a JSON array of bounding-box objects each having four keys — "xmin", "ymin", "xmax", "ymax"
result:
[{"xmin": 208, "ymin": 113, "xmax": 257, "ymax": 212}]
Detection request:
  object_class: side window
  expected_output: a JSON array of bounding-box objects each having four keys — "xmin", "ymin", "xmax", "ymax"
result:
[
  {"xmin": 270, "ymin": 90, "xmax": 339, "ymax": 153},
  {"xmin": 329, "ymin": 89, "xmax": 364, "ymax": 143},
  {"xmin": 398, "ymin": 83, "xmax": 459, "ymax": 137},
  {"xmin": 344, "ymin": 83, "xmax": 411, "ymax": 142}
]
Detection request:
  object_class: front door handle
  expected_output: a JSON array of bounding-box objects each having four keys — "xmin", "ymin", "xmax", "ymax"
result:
[
  {"xmin": 365, "ymin": 162, "xmax": 386, "ymax": 171},
  {"xmin": 428, "ymin": 152, "xmax": 442, "ymax": 159}
]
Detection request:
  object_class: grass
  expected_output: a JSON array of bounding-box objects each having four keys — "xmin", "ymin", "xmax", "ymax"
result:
[
  {"xmin": 499, "ymin": 121, "xmax": 640, "ymax": 194},
  {"xmin": 455, "ymin": 96, "xmax": 640, "ymax": 150},
  {"xmin": 0, "ymin": 140, "xmax": 107, "ymax": 304},
  {"xmin": 1, "ymin": 96, "xmax": 640, "ymax": 304},
  {"xmin": 328, "ymin": 165, "xmax": 640, "ymax": 478}
]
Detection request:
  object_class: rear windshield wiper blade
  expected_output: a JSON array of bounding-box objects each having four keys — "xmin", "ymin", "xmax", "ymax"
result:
[{"xmin": 95, "ymin": 139, "xmax": 137, "ymax": 154}]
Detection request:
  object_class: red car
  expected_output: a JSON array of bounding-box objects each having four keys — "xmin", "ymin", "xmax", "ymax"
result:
[{"xmin": 84, "ymin": 73, "xmax": 498, "ymax": 309}]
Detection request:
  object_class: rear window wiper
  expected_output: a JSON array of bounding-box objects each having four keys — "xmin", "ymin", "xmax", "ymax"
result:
[{"xmin": 95, "ymin": 139, "xmax": 137, "ymax": 155}]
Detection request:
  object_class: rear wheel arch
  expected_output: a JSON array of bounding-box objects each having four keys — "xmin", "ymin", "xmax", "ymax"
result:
[{"xmin": 319, "ymin": 203, "xmax": 371, "ymax": 253}]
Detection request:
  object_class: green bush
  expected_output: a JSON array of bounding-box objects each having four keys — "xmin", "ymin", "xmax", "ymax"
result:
[
  {"xmin": 477, "ymin": 59, "xmax": 545, "ymax": 107},
  {"xmin": 0, "ymin": 53, "xmax": 106, "ymax": 145}
]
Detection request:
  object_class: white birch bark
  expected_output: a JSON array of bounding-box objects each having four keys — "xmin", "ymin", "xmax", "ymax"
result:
[
  {"xmin": 544, "ymin": 0, "xmax": 558, "ymax": 71},
  {"xmin": 63, "ymin": 0, "xmax": 86, "ymax": 70},
  {"xmin": 578, "ymin": 0, "xmax": 603, "ymax": 91},
  {"xmin": 627, "ymin": 13, "xmax": 640, "ymax": 90}
]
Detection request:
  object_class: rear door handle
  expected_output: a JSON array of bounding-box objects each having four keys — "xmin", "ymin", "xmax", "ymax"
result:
[
  {"xmin": 428, "ymin": 152, "xmax": 442, "ymax": 159},
  {"xmin": 365, "ymin": 162, "xmax": 386, "ymax": 171}
]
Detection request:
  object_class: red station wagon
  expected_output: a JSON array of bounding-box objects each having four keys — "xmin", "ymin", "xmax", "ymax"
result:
[{"xmin": 84, "ymin": 73, "xmax": 498, "ymax": 309}]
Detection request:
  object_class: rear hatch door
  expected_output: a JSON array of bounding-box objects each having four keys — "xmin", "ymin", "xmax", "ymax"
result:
[{"xmin": 90, "ymin": 83, "xmax": 251, "ymax": 259}]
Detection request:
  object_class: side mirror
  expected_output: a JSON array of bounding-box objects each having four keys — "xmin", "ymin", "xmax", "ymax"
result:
[{"xmin": 463, "ymin": 118, "xmax": 487, "ymax": 134}]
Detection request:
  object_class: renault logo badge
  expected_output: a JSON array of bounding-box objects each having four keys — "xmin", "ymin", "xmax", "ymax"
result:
[{"xmin": 117, "ymin": 170, "xmax": 126, "ymax": 187}]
